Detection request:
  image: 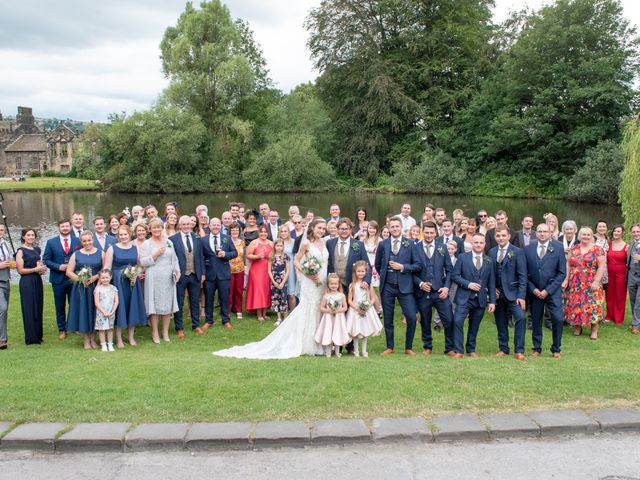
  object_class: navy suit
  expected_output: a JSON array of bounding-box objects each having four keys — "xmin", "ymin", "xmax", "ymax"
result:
[
  {"xmin": 484, "ymin": 226, "xmax": 517, "ymax": 253},
  {"xmin": 201, "ymin": 233, "xmax": 238, "ymax": 325},
  {"xmin": 170, "ymin": 232, "xmax": 205, "ymax": 331},
  {"xmin": 43, "ymin": 235, "xmax": 80, "ymax": 332},
  {"xmin": 93, "ymin": 233, "xmax": 116, "ymax": 253},
  {"xmin": 326, "ymin": 237, "xmax": 371, "ymax": 290},
  {"xmin": 525, "ymin": 240, "xmax": 566, "ymax": 353},
  {"xmin": 489, "ymin": 244, "xmax": 527, "ymax": 354},
  {"xmin": 451, "ymin": 252, "xmax": 497, "ymax": 354},
  {"xmin": 436, "ymin": 235, "xmax": 464, "ymax": 255},
  {"xmin": 375, "ymin": 236, "xmax": 420, "ymax": 350},
  {"xmin": 413, "ymin": 241, "xmax": 454, "ymax": 352}
]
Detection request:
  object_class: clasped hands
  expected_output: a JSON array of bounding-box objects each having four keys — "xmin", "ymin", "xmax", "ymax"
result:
[{"xmin": 420, "ymin": 281, "xmax": 448, "ymax": 299}]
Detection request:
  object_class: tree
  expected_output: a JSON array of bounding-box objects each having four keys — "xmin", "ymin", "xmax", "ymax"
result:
[
  {"xmin": 454, "ymin": 0, "xmax": 639, "ymax": 186},
  {"xmin": 620, "ymin": 116, "xmax": 640, "ymax": 228},
  {"xmin": 306, "ymin": 0, "xmax": 494, "ymax": 182}
]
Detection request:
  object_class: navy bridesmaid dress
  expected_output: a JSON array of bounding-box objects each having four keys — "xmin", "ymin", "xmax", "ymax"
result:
[
  {"xmin": 67, "ymin": 249, "xmax": 103, "ymax": 333},
  {"xmin": 111, "ymin": 244, "xmax": 147, "ymax": 328},
  {"xmin": 18, "ymin": 246, "xmax": 44, "ymax": 345}
]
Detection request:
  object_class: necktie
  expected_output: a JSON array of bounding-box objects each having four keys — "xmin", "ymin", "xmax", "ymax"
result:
[
  {"xmin": 475, "ymin": 255, "xmax": 482, "ymax": 271},
  {"xmin": 214, "ymin": 235, "xmax": 219, "ymax": 251},
  {"xmin": 425, "ymin": 243, "xmax": 432, "ymax": 259},
  {"xmin": 539, "ymin": 244, "xmax": 546, "ymax": 259},
  {"xmin": 498, "ymin": 248, "xmax": 505, "ymax": 263},
  {"xmin": 98, "ymin": 236, "xmax": 105, "ymax": 249},
  {"xmin": 0, "ymin": 242, "xmax": 6, "ymax": 261},
  {"xmin": 444, "ymin": 237, "xmax": 449, "ymax": 245},
  {"xmin": 339, "ymin": 241, "xmax": 345, "ymax": 257},
  {"xmin": 186, "ymin": 234, "xmax": 192, "ymax": 253},
  {"xmin": 392, "ymin": 239, "xmax": 399, "ymax": 255},
  {"xmin": 63, "ymin": 237, "xmax": 69, "ymax": 255}
]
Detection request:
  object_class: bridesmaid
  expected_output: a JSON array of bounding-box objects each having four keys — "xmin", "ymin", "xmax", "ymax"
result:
[
  {"xmin": 279, "ymin": 224, "xmax": 297, "ymax": 311},
  {"xmin": 605, "ymin": 224, "xmax": 628, "ymax": 325},
  {"xmin": 228, "ymin": 222, "xmax": 245, "ymax": 320},
  {"xmin": 16, "ymin": 228, "xmax": 47, "ymax": 345},
  {"xmin": 104, "ymin": 225, "xmax": 147, "ymax": 347},
  {"xmin": 67, "ymin": 231, "xmax": 104, "ymax": 349},
  {"xmin": 245, "ymin": 225, "xmax": 273, "ymax": 321}
]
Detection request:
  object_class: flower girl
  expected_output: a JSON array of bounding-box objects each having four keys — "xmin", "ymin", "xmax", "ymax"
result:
[
  {"xmin": 93, "ymin": 269, "xmax": 119, "ymax": 352},
  {"xmin": 346, "ymin": 261, "xmax": 382, "ymax": 357},
  {"xmin": 314, "ymin": 273, "xmax": 350, "ymax": 357}
]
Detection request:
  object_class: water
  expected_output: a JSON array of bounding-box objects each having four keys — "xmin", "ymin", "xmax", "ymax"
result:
[{"xmin": 2, "ymin": 190, "xmax": 622, "ymax": 249}]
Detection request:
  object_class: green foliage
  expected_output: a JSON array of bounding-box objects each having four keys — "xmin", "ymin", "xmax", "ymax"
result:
[
  {"xmin": 390, "ymin": 149, "xmax": 467, "ymax": 194},
  {"xmin": 620, "ymin": 116, "xmax": 640, "ymax": 227},
  {"xmin": 242, "ymin": 134, "xmax": 336, "ymax": 192},
  {"xmin": 28, "ymin": 170, "xmax": 41, "ymax": 177},
  {"xmin": 72, "ymin": 122, "xmax": 104, "ymax": 180},
  {"xmin": 564, "ymin": 140, "xmax": 624, "ymax": 204},
  {"xmin": 454, "ymin": 0, "xmax": 639, "ymax": 185},
  {"xmin": 470, "ymin": 172, "xmax": 559, "ymax": 198}
]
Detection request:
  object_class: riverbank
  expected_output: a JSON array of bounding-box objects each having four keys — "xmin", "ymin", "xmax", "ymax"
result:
[
  {"xmin": 1, "ymin": 289, "xmax": 638, "ymax": 423},
  {"xmin": 0, "ymin": 178, "xmax": 99, "ymax": 191}
]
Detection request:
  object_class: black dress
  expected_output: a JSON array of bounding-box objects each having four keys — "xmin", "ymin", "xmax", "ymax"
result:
[{"xmin": 18, "ymin": 246, "xmax": 44, "ymax": 345}]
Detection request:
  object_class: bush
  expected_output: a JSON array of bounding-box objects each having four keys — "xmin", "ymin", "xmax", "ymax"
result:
[
  {"xmin": 563, "ymin": 140, "xmax": 624, "ymax": 204},
  {"xmin": 27, "ymin": 170, "xmax": 41, "ymax": 177},
  {"xmin": 470, "ymin": 172, "xmax": 558, "ymax": 198},
  {"xmin": 242, "ymin": 133, "xmax": 336, "ymax": 192},
  {"xmin": 390, "ymin": 150, "xmax": 467, "ymax": 194}
]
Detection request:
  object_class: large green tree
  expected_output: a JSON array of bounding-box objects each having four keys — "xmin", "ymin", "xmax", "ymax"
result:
[
  {"xmin": 306, "ymin": 0, "xmax": 494, "ymax": 182},
  {"xmin": 454, "ymin": 0, "xmax": 639, "ymax": 185}
]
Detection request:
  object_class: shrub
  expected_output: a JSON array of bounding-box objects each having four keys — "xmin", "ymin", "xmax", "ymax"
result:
[{"xmin": 390, "ymin": 150, "xmax": 467, "ymax": 194}]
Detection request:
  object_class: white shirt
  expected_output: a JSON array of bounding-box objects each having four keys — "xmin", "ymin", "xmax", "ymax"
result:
[
  {"xmin": 0, "ymin": 240, "xmax": 9, "ymax": 261},
  {"xmin": 59, "ymin": 235, "xmax": 71, "ymax": 251},
  {"xmin": 398, "ymin": 214, "xmax": 416, "ymax": 232},
  {"xmin": 209, "ymin": 233, "xmax": 221, "ymax": 252},
  {"xmin": 96, "ymin": 233, "xmax": 106, "ymax": 250},
  {"xmin": 269, "ymin": 223, "xmax": 279, "ymax": 240}
]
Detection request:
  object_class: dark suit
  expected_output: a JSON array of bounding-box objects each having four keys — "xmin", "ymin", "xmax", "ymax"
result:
[
  {"xmin": 170, "ymin": 232, "xmax": 205, "ymax": 331},
  {"xmin": 413, "ymin": 241, "xmax": 454, "ymax": 352},
  {"xmin": 436, "ymin": 235, "xmax": 464, "ymax": 255},
  {"xmin": 627, "ymin": 240, "xmax": 640, "ymax": 329},
  {"xmin": 524, "ymin": 240, "xmax": 566, "ymax": 353},
  {"xmin": 489, "ymin": 244, "xmax": 527, "ymax": 354},
  {"xmin": 326, "ymin": 237, "xmax": 371, "ymax": 291},
  {"xmin": 512, "ymin": 229, "xmax": 533, "ymax": 249},
  {"xmin": 71, "ymin": 227, "xmax": 85, "ymax": 240},
  {"xmin": 375, "ymin": 236, "xmax": 420, "ymax": 350},
  {"xmin": 93, "ymin": 233, "xmax": 116, "ymax": 253},
  {"xmin": 201, "ymin": 233, "xmax": 238, "ymax": 325},
  {"xmin": 451, "ymin": 252, "xmax": 496, "ymax": 354},
  {"xmin": 484, "ymin": 226, "xmax": 516, "ymax": 253},
  {"xmin": 43, "ymin": 235, "xmax": 80, "ymax": 332}
]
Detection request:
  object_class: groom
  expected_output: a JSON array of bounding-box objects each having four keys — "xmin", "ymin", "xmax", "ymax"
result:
[{"xmin": 375, "ymin": 216, "xmax": 420, "ymax": 356}]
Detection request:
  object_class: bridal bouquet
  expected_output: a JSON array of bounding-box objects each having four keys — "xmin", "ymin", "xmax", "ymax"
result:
[
  {"xmin": 301, "ymin": 255, "xmax": 322, "ymax": 286},
  {"xmin": 122, "ymin": 265, "xmax": 142, "ymax": 288},
  {"xmin": 73, "ymin": 266, "xmax": 92, "ymax": 287}
]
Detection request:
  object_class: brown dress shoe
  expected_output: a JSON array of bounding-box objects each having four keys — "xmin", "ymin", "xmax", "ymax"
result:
[
  {"xmin": 192, "ymin": 327, "xmax": 206, "ymax": 336},
  {"xmin": 446, "ymin": 351, "xmax": 458, "ymax": 357},
  {"xmin": 422, "ymin": 348, "xmax": 432, "ymax": 356},
  {"xmin": 467, "ymin": 352, "xmax": 478, "ymax": 358},
  {"xmin": 176, "ymin": 330, "xmax": 185, "ymax": 340},
  {"xmin": 405, "ymin": 349, "xmax": 417, "ymax": 356},
  {"xmin": 380, "ymin": 348, "xmax": 394, "ymax": 356},
  {"xmin": 202, "ymin": 323, "xmax": 213, "ymax": 330},
  {"xmin": 552, "ymin": 352, "xmax": 561, "ymax": 359},
  {"xmin": 514, "ymin": 353, "xmax": 526, "ymax": 361},
  {"xmin": 531, "ymin": 351, "xmax": 541, "ymax": 357},
  {"xmin": 632, "ymin": 327, "xmax": 639, "ymax": 335},
  {"xmin": 58, "ymin": 331, "xmax": 67, "ymax": 340},
  {"xmin": 454, "ymin": 353, "xmax": 464, "ymax": 358},
  {"xmin": 495, "ymin": 351, "xmax": 509, "ymax": 357},
  {"xmin": 223, "ymin": 323, "xmax": 234, "ymax": 330}
]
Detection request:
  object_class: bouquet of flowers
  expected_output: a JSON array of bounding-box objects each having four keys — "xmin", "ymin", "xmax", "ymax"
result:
[
  {"xmin": 357, "ymin": 294, "xmax": 371, "ymax": 313},
  {"xmin": 301, "ymin": 255, "xmax": 322, "ymax": 286},
  {"xmin": 73, "ymin": 266, "xmax": 92, "ymax": 287},
  {"xmin": 122, "ymin": 265, "xmax": 142, "ymax": 287},
  {"xmin": 328, "ymin": 298, "xmax": 341, "ymax": 311}
]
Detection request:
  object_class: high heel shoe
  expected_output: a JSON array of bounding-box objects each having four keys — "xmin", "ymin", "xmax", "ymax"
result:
[{"xmin": 572, "ymin": 326, "xmax": 582, "ymax": 336}]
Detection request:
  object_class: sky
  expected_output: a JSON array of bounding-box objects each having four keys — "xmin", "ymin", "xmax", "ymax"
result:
[{"xmin": 0, "ymin": 0, "xmax": 638, "ymax": 123}]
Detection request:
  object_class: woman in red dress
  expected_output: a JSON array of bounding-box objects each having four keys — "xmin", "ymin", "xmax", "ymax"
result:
[
  {"xmin": 605, "ymin": 225, "xmax": 628, "ymax": 325},
  {"xmin": 245, "ymin": 225, "xmax": 273, "ymax": 321},
  {"xmin": 562, "ymin": 227, "xmax": 606, "ymax": 340}
]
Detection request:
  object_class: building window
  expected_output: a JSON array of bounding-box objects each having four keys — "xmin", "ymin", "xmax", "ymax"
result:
[
  {"xmin": 61, "ymin": 143, "xmax": 68, "ymax": 157},
  {"xmin": 15, "ymin": 157, "xmax": 22, "ymax": 172}
]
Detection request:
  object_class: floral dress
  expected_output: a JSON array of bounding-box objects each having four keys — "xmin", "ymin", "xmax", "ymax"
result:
[
  {"xmin": 270, "ymin": 254, "xmax": 289, "ymax": 313},
  {"xmin": 564, "ymin": 245, "xmax": 605, "ymax": 326}
]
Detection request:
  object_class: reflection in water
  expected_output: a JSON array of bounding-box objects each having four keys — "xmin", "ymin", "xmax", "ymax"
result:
[{"xmin": 3, "ymin": 191, "xmax": 623, "ymax": 282}]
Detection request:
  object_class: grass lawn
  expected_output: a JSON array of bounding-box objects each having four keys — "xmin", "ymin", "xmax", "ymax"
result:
[
  {"xmin": 1, "ymin": 288, "xmax": 638, "ymax": 424},
  {"xmin": 0, "ymin": 178, "xmax": 99, "ymax": 191}
]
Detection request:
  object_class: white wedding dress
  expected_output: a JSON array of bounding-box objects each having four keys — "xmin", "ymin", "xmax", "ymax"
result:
[{"xmin": 213, "ymin": 242, "xmax": 327, "ymax": 359}]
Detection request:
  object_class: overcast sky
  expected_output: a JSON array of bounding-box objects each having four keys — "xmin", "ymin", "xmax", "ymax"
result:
[{"xmin": 0, "ymin": 0, "xmax": 638, "ymax": 122}]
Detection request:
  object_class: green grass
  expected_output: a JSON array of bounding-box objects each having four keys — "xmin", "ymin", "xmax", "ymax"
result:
[
  {"xmin": 1, "ymin": 289, "xmax": 638, "ymax": 423},
  {"xmin": 0, "ymin": 178, "xmax": 99, "ymax": 191}
]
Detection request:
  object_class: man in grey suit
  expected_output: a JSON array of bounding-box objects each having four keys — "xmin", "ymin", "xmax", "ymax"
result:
[
  {"xmin": 0, "ymin": 224, "xmax": 12, "ymax": 349},
  {"xmin": 628, "ymin": 223, "xmax": 640, "ymax": 335}
]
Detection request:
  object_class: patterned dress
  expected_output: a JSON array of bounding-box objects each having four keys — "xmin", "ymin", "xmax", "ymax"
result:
[
  {"xmin": 270, "ymin": 254, "xmax": 289, "ymax": 313},
  {"xmin": 564, "ymin": 245, "xmax": 605, "ymax": 326},
  {"xmin": 95, "ymin": 284, "xmax": 118, "ymax": 330}
]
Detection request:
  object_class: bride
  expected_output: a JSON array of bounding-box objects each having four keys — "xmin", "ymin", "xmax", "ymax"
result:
[{"xmin": 213, "ymin": 219, "xmax": 328, "ymax": 359}]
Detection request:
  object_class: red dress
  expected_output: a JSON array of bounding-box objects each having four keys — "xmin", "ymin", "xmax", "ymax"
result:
[
  {"xmin": 245, "ymin": 242, "xmax": 273, "ymax": 312},
  {"xmin": 605, "ymin": 242, "xmax": 628, "ymax": 324},
  {"xmin": 564, "ymin": 245, "xmax": 605, "ymax": 326}
]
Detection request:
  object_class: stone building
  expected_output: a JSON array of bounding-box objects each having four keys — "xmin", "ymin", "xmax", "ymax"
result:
[{"xmin": 0, "ymin": 107, "xmax": 78, "ymax": 175}]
